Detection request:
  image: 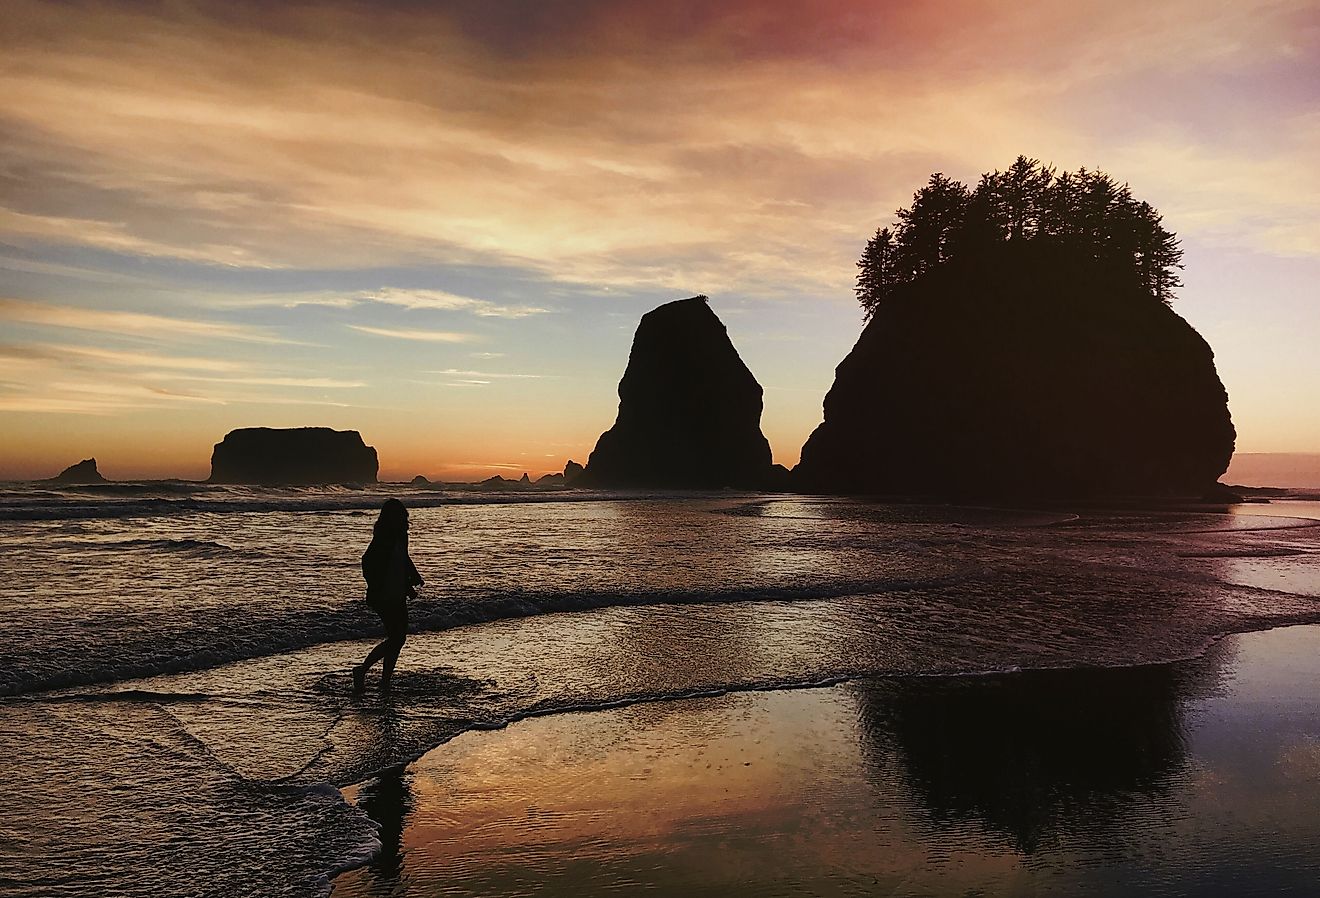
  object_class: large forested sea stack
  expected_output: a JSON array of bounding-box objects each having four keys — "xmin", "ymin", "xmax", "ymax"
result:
[
  {"xmin": 209, "ymin": 427, "xmax": 378, "ymax": 485},
  {"xmin": 583, "ymin": 296, "xmax": 775, "ymax": 489},
  {"xmin": 795, "ymin": 158, "xmax": 1235, "ymax": 498}
]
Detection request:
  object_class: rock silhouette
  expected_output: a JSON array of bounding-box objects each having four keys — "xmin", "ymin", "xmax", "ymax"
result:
[
  {"xmin": 795, "ymin": 242, "xmax": 1235, "ymax": 498},
  {"xmin": 49, "ymin": 458, "xmax": 108, "ymax": 484},
  {"xmin": 583, "ymin": 296, "xmax": 774, "ymax": 489},
  {"xmin": 209, "ymin": 428, "xmax": 378, "ymax": 485},
  {"xmin": 563, "ymin": 460, "xmax": 585, "ymax": 485}
]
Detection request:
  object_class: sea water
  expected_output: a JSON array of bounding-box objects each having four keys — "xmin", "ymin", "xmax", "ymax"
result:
[{"xmin": 1, "ymin": 485, "xmax": 1318, "ymax": 896}]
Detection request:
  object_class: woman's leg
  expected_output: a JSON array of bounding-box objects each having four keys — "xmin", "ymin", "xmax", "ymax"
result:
[
  {"xmin": 356, "ymin": 600, "xmax": 405, "ymax": 690},
  {"xmin": 378, "ymin": 607, "xmax": 409, "ymax": 692}
]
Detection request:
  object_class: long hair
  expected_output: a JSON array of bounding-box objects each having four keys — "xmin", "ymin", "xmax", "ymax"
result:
[{"xmin": 373, "ymin": 498, "xmax": 408, "ymax": 543}]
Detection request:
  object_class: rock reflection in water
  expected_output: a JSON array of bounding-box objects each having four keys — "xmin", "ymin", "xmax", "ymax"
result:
[{"xmin": 855, "ymin": 647, "xmax": 1227, "ymax": 855}]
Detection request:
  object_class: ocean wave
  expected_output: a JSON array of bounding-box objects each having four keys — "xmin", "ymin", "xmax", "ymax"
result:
[
  {"xmin": 0, "ymin": 486, "xmax": 682, "ymax": 521},
  {"xmin": 1176, "ymin": 547, "xmax": 1311, "ymax": 558},
  {"xmin": 109, "ymin": 537, "xmax": 256, "ymax": 558},
  {"xmin": 0, "ymin": 575, "xmax": 951, "ymax": 698}
]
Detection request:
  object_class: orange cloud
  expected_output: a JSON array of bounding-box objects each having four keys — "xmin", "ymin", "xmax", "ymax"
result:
[{"xmin": 1, "ymin": 0, "xmax": 1314, "ymax": 297}]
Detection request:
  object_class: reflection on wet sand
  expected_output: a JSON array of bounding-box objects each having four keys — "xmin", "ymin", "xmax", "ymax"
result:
[
  {"xmin": 855, "ymin": 647, "xmax": 1227, "ymax": 854},
  {"xmin": 334, "ymin": 635, "xmax": 1299, "ymax": 897}
]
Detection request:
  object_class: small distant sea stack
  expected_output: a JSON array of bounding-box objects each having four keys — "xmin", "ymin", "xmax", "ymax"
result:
[
  {"xmin": 583, "ymin": 296, "xmax": 774, "ymax": 489},
  {"xmin": 209, "ymin": 428, "xmax": 378, "ymax": 485},
  {"xmin": 49, "ymin": 458, "xmax": 108, "ymax": 484}
]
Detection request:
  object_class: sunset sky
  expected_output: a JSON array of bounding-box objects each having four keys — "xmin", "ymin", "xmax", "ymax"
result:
[{"xmin": 2, "ymin": 0, "xmax": 1317, "ymax": 481}]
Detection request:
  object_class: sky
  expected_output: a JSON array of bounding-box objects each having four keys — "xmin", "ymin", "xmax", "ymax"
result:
[{"xmin": 1, "ymin": 0, "xmax": 1317, "ymax": 482}]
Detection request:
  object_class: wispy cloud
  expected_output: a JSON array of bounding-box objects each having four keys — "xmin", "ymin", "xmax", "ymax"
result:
[
  {"xmin": 426, "ymin": 368, "xmax": 546, "ymax": 379},
  {"xmin": 346, "ymin": 324, "xmax": 475, "ymax": 342},
  {"xmin": 363, "ymin": 288, "xmax": 550, "ymax": 318},
  {"xmin": 0, "ymin": 337, "xmax": 363, "ymax": 415},
  {"xmin": 171, "ymin": 375, "xmax": 367, "ymax": 388},
  {"xmin": 9, "ymin": 343, "xmax": 244, "ymax": 372},
  {"xmin": 0, "ymin": 298, "xmax": 294, "ymax": 344}
]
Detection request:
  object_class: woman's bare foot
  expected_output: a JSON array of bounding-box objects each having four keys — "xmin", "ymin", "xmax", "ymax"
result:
[{"xmin": 351, "ymin": 665, "xmax": 366, "ymax": 693}]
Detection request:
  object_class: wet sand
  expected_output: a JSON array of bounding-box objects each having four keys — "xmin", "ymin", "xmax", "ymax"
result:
[{"xmin": 334, "ymin": 624, "xmax": 1320, "ymax": 897}]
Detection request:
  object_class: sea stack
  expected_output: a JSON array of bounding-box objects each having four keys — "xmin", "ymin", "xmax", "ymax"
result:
[
  {"xmin": 582, "ymin": 295, "xmax": 774, "ymax": 489},
  {"xmin": 209, "ymin": 427, "xmax": 378, "ymax": 485},
  {"xmin": 49, "ymin": 458, "xmax": 108, "ymax": 484},
  {"xmin": 795, "ymin": 243, "xmax": 1235, "ymax": 498}
]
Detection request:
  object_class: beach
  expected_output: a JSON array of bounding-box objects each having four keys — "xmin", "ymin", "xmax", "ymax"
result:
[
  {"xmin": 2, "ymin": 488, "xmax": 1319, "ymax": 896},
  {"xmin": 335, "ymin": 625, "xmax": 1320, "ymax": 897}
]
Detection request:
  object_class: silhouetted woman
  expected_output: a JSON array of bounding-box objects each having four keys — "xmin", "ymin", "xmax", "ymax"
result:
[{"xmin": 354, "ymin": 498, "xmax": 423, "ymax": 693}]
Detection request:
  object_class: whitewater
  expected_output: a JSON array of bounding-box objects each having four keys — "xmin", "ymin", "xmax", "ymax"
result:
[{"xmin": 2, "ymin": 484, "xmax": 1319, "ymax": 896}]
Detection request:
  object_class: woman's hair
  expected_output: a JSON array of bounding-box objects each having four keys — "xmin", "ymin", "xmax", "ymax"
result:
[{"xmin": 373, "ymin": 498, "xmax": 409, "ymax": 541}]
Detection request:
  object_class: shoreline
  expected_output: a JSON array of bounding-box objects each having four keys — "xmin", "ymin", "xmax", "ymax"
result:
[
  {"xmin": 331, "ymin": 622, "xmax": 1320, "ymax": 896},
  {"xmin": 6, "ymin": 491, "xmax": 1320, "ymax": 897}
]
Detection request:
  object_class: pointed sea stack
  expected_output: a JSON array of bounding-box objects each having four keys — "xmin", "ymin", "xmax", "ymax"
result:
[
  {"xmin": 49, "ymin": 458, "xmax": 108, "ymax": 484},
  {"xmin": 795, "ymin": 243, "xmax": 1235, "ymax": 498},
  {"xmin": 583, "ymin": 295, "xmax": 773, "ymax": 489},
  {"xmin": 209, "ymin": 427, "xmax": 378, "ymax": 485}
]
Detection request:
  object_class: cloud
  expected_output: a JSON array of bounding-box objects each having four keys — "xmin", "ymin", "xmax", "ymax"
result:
[
  {"xmin": 0, "ymin": 336, "xmax": 363, "ymax": 415},
  {"xmin": 426, "ymin": 368, "xmax": 546, "ymax": 379},
  {"xmin": 363, "ymin": 288, "xmax": 550, "ymax": 318},
  {"xmin": 10, "ymin": 343, "xmax": 244, "ymax": 372},
  {"xmin": 0, "ymin": 298, "xmax": 294, "ymax": 344},
  {"xmin": 172, "ymin": 375, "xmax": 366, "ymax": 388},
  {"xmin": 1, "ymin": 0, "xmax": 1314, "ymax": 300},
  {"xmin": 346, "ymin": 324, "xmax": 475, "ymax": 342}
]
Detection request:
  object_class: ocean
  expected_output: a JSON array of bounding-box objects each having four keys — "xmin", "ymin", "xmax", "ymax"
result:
[{"xmin": 2, "ymin": 485, "xmax": 1319, "ymax": 896}]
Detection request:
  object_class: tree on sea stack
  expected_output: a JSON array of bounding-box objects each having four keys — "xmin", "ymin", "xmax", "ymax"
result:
[
  {"xmin": 799, "ymin": 157, "xmax": 1234, "ymax": 499},
  {"xmin": 855, "ymin": 157, "xmax": 1186, "ymax": 320}
]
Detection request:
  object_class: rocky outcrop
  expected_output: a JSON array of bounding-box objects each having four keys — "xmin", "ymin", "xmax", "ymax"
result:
[
  {"xmin": 209, "ymin": 428, "xmax": 378, "ymax": 485},
  {"xmin": 583, "ymin": 296, "xmax": 774, "ymax": 489},
  {"xmin": 410, "ymin": 475, "xmax": 431, "ymax": 486},
  {"xmin": 49, "ymin": 458, "xmax": 108, "ymax": 484},
  {"xmin": 795, "ymin": 242, "xmax": 1235, "ymax": 498},
  {"xmin": 563, "ymin": 460, "xmax": 585, "ymax": 486}
]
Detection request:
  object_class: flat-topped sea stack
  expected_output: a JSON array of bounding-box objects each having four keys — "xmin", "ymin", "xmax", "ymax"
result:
[
  {"xmin": 583, "ymin": 296, "xmax": 774, "ymax": 489},
  {"xmin": 49, "ymin": 458, "xmax": 108, "ymax": 484},
  {"xmin": 795, "ymin": 242, "xmax": 1235, "ymax": 499},
  {"xmin": 209, "ymin": 427, "xmax": 378, "ymax": 485}
]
